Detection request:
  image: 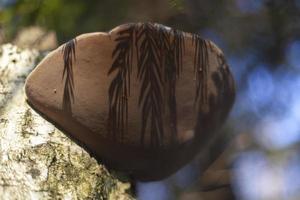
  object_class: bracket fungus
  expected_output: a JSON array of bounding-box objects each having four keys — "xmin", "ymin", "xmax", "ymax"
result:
[{"xmin": 25, "ymin": 23, "xmax": 235, "ymax": 181}]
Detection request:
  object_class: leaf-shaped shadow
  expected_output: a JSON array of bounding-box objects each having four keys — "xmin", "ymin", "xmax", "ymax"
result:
[
  {"xmin": 192, "ymin": 35, "xmax": 209, "ymax": 109},
  {"xmin": 108, "ymin": 25, "xmax": 135, "ymax": 141},
  {"xmin": 136, "ymin": 23, "xmax": 165, "ymax": 147},
  {"xmin": 62, "ymin": 39, "xmax": 77, "ymax": 113}
]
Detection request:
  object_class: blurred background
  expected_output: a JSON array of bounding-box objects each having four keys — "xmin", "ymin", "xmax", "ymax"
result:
[{"xmin": 1, "ymin": 0, "xmax": 300, "ymax": 199}]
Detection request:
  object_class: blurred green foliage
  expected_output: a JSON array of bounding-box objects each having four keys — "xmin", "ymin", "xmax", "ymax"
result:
[
  {"xmin": 0, "ymin": 0, "xmax": 186, "ymax": 43},
  {"xmin": 0, "ymin": 0, "xmax": 133, "ymax": 42},
  {"xmin": 168, "ymin": 0, "xmax": 184, "ymax": 11}
]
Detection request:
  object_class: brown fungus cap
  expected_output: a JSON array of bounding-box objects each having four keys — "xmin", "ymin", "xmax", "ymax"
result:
[{"xmin": 25, "ymin": 23, "xmax": 235, "ymax": 181}]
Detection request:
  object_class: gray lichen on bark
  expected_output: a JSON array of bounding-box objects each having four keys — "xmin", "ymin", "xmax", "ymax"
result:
[{"xmin": 0, "ymin": 44, "xmax": 134, "ymax": 200}]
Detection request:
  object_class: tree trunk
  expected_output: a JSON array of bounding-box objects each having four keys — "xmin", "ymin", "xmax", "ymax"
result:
[{"xmin": 0, "ymin": 44, "xmax": 134, "ymax": 200}]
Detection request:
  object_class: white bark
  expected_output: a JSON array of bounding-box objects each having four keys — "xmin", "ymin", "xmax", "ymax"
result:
[{"xmin": 0, "ymin": 44, "xmax": 133, "ymax": 200}]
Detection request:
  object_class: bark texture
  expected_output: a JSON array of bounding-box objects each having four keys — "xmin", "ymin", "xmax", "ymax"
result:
[{"xmin": 0, "ymin": 44, "xmax": 133, "ymax": 200}]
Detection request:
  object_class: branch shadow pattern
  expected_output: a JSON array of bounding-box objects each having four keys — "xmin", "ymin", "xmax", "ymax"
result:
[{"xmin": 108, "ymin": 23, "xmax": 211, "ymax": 147}]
